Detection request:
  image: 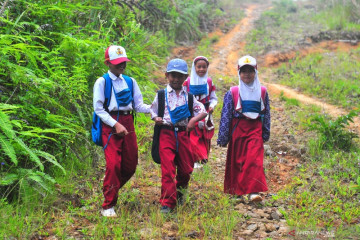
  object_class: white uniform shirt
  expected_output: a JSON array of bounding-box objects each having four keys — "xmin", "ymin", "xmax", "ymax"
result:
[
  {"xmin": 195, "ymin": 90, "xmax": 218, "ymax": 109},
  {"xmin": 93, "ymin": 70, "xmax": 150, "ymax": 127},
  {"xmin": 150, "ymin": 85, "xmax": 207, "ymax": 127}
]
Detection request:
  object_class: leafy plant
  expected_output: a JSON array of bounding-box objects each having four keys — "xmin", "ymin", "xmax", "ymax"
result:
[{"xmin": 306, "ymin": 111, "xmax": 358, "ymax": 151}]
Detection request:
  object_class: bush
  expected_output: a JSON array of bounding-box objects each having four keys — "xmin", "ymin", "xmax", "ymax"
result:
[{"xmin": 306, "ymin": 111, "xmax": 358, "ymax": 151}]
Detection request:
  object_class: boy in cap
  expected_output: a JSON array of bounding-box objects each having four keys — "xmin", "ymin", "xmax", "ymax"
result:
[
  {"xmin": 150, "ymin": 58, "xmax": 207, "ymax": 213},
  {"xmin": 93, "ymin": 45, "xmax": 150, "ymax": 217},
  {"xmin": 217, "ymin": 55, "xmax": 270, "ymax": 203}
]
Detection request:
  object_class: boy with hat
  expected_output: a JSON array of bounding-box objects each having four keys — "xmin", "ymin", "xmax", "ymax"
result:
[
  {"xmin": 93, "ymin": 45, "xmax": 150, "ymax": 217},
  {"xmin": 150, "ymin": 58, "xmax": 207, "ymax": 213},
  {"xmin": 217, "ymin": 55, "xmax": 270, "ymax": 203}
]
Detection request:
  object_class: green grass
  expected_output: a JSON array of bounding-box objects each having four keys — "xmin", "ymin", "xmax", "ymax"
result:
[
  {"xmin": 313, "ymin": 4, "xmax": 360, "ymax": 31},
  {"xmin": 273, "ymin": 98, "xmax": 360, "ymax": 239},
  {"xmin": 276, "ymin": 48, "xmax": 360, "ymax": 109}
]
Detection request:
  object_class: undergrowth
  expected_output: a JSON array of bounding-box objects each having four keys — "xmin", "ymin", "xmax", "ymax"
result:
[{"xmin": 274, "ymin": 98, "xmax": 360, "ymax": 239}]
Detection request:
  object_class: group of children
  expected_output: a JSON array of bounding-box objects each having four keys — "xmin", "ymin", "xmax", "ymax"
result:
[{"xmin": 93, "ymin": 45, "xmax": 271, "ymax": 217}]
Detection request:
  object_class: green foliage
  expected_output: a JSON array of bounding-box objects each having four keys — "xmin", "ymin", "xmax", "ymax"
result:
[
  {"xmin": 276, "ymin": 50, "xmax": 360, "ymax": 109},
  {"xmin": 275, "ymin": 102, "xmax": 360, "ymax": 234},
  {"xmin": 306, "ymin": 111, "xmax": 358, "ymax": 151},
  {"xmin": 313, "ymin": 0, "xmax": 360, "ymax": 30},
  {"xmin": 0, "ymin": 0, "xmax": 245, "ymax": 204},
  {"xmin": 279, "ymin": 91, "xmax": 300, "ymax": 107}
]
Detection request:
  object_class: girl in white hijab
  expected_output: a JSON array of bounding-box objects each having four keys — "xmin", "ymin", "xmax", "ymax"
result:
[
  {"xmin": 217, "ymin": 55, "xmax": 271, "ymax": 203},
  {"xmin": 184, "ymin": 56, "xmax": 218, "ymax": 168}
]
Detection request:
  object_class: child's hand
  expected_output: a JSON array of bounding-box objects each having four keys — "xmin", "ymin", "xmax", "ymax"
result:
[
  {"xmin": 186, "ymin": 118, "xmax": 196, "ymax": 132},
  {"xmin": 114, "ymin": 122, "xmax": 128, "ymax": 136},
  {"xmin": 208, "ymin": 107, "xmax": 214, "ymax": 114},
  {"xmin": 153, "ymin": 117, "xmax": 163, "ymax": 125}
]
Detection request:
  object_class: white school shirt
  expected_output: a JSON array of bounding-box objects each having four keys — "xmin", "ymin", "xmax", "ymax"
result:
[
  {"xmin": 195, "ymin": 89, "xmax": 218, "ymax": 109},
  {"xmin": 93, "ymin": 70, "xmax": 150, "ymax": 127},
  {"xmin": 150, "ymin": 85, "xmax": 207, "ymax": 127}
]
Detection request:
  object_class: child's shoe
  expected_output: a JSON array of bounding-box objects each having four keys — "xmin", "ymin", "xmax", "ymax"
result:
[
  {"xmin": 101, "ymin": 207, "xmax": 117, "ymax": 217},
  {"xmin": 194, "ymin": 162, "xmax": 203, "ymax": 169},
  {"xmin": 160, "ymin": 205, "xmax": 173, "ymax": 214},
  {"xmin": 249, "ymin": 193, "xmax": 262, "ymax": 202}
]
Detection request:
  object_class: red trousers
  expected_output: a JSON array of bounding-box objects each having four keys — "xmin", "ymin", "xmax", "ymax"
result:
[
  {"xmin": 224, "ymin": 118, "xmax": 268, "ymax": 196},
  {"xmin": 190, "ymin": 122, "xmax": 211, "ymax": 162},
  {"xmin": 101, "ymin": 114, "xmax": 138, "ymax": 209},
  {"xmin": 159, "ymin": 128, "xmax": 194, "ymax": 209}
]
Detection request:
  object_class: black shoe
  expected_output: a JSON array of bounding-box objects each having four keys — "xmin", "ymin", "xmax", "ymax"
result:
[
  {"xmin": 201, "ymin": 159, "xmax": 208, "ymax": 164},
  {"xmin": 160, "ymin": 205, "xmax": 172, "ymax": 214}
]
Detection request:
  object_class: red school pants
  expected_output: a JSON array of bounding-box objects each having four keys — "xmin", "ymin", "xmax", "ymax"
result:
[
  {"xmin": 224, "ymin": 118, "xmax": 268, "ymax": 196},
  {"xmin": 159, "ymin": 128, "xmax": 194, "ymax": 209},
  {"xmin": 101, "ymin": 114, "xmax": 138, "ymax": 209}
]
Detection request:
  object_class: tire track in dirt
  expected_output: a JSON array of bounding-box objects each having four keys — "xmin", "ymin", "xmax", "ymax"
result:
[
  {"xmin": 209, "ymin": 3, "xmax": 272, "ymax": 77},
  {"xmin": 207, "ymin": 4, "xmax": 360, "ymax": 135},
  {"xmin": 169, "ymin": 3, "xmax": 358, "ymax": 238}
]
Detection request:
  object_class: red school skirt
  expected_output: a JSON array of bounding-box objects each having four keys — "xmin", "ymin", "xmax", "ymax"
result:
[{"xmin": 224, "ymin": 118, "xmax": 268, "ymax": 196}]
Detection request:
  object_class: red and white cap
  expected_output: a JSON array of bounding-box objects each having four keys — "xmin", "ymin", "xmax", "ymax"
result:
[
  {"xmin": 104, "ymin": 45, "xmax": 130, "ymax": 65},
  {"xmin": 237, "ymin": 55, "xmax": 257, "ymax": 70}
]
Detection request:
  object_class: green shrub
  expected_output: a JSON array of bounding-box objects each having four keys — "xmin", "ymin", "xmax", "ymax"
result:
[{"xmin": 306, "ymin": 111, "xmax": 358, "ymax": 151}]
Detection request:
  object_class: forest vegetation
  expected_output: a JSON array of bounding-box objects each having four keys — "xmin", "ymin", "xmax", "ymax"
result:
[{"xmin": 0, "ymin": 0, "xmax": 359, "ymax": 239}]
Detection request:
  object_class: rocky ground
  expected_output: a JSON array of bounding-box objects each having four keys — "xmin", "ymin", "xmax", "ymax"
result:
[{"xmin": 169, "ymin": 2, "xmax": 359, "ymax": 238}]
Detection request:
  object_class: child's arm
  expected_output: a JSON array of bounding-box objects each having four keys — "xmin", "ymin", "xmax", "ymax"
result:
[
  {"xmin": 187, "ymin": 95, "xmax": 207, "ymax": 131},
  {"xmin": 262, "ymin": 92, "xmax": 271, "ymax": 142},
  {"xmin": 187, "ymin": 112, "xmax": 207, "ymax": 132},
  {"xmin": 150, "ymin": 92, "xmax": 163, "ymax": 125},
  {"xmin": 208, "ymin": 81, "xmax": 218, "ymax": 114},
  {"xmin": 132, "ymin": 78, "xmax": 151, "ymax": 113},
  {"xmin": 217, "ymin": 91, "xmax": 233, "ymax": 147}
]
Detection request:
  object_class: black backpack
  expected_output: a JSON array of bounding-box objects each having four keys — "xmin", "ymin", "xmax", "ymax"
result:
[{"xmin": 151, "ymin": 89, "xmax": 193, "ymax": 164}]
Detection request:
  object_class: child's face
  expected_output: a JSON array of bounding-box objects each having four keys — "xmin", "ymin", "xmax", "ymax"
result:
[
  {"xmin": 166, "ymin": 72, "xmax": 188, "ymax": 90},
  {"xmin": 106, "ymin": 61, "xmax": 127, "ymax": 77},
  {"xmin": 195, "ymin": 60, "xmax": 208, "ymax": 77},
  {"xmin": 239, "ymin": 65, "xmax": 256, "ymax": 84}
]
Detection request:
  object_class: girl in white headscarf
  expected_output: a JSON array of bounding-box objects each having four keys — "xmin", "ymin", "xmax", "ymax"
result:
[
  {"xmin": 184, "ymin": 56, "xmax": 218, "ymax": 168},
  {"xmin": 217, "ymin": 55, "xmax": 271, "ymax": 203}
]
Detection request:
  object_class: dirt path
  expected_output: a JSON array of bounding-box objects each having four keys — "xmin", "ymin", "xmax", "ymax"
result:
[{"xmin": 172, "ymin": 2, "xmax": 358, "ymax": 238}]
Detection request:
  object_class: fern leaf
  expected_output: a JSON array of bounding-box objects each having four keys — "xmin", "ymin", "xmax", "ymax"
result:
[
  {"xmin": 34, "ymin": 150, "xmax": 66, "ymax": 175},
  {"xmin": 14, "ymin": 137, "xmax": 44, "ymax": 171},
  {"xmin": 0, "ymin": 103, "xmax": 19, "ymax": 111},
  {"xmin": 0, "ymin": 133, "xmax": 17, "ymax": 166},
  {"xmin": 0, "ymin": 111, "xmax": 15, "ymax": 139},
  {"xmin": 0, "ymin": 173, "xmax": 19, "ymax": 186},
  {"xmin": 27, "ymin": 174, "xmax": 51, "ymax": 193}
]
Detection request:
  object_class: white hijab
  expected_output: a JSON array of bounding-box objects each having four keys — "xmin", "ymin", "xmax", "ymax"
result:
[
  {"xmin": 235, "ymin": 68, "xmax": 265, "ymax": 119},
  {"xmin": 189, "ymin": 56, "xmax": 209, "ymax": 97}
]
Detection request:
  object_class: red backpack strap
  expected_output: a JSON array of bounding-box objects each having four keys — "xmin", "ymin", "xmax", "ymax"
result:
[
  {"xmin": 230, "ymin": 86, "xmax": 239, "ymax": 108},
  {"xmin": 184, "ymin": 77, "xmax": 190, "ymax": 92},
  {"xmin": 261, "ymin": 86, "xmax": 267, "ymax": 102},
  {"xmin": 207, "ymin": 78, "xmax": 213, "ymax": 93}
]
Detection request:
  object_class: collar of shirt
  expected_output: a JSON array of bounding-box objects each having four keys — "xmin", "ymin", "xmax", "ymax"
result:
[
  {"xmin": 166, "ymin": 84, "xmax": 187, "ymax": 94},
  {"xmin": 108, "ymin": 70, "xmax": 124, "ymax": 81}
]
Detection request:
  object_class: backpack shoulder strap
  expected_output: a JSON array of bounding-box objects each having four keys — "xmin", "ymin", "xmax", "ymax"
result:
[
  {"xmin": 122, "ymin": 74, "xmax": 133, "ymax": 97},
  {"xmin": 207, "ymin": 78, "xmax": 213, "ymax": 93},
  {"xmin": 102, "ymin": 73, "xmax": 113, "ymax": 112},
  {"xmin": 261, "ymin": 86, "xmax": 267, "ymax": 102},
  {"xmin": 157, "ymin": 89, "xmax": 165, "ymax": 118},
  {"xmin": 230, "ymin": 86, "xmax": 239, "ymax": 108},
  {"xmin": 184, "ymin": 77, "xmax": 190, "ymax": 92},
  {"xmin": 188, "ymin": 92, "xmax": 194, "ymax": 118}
]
